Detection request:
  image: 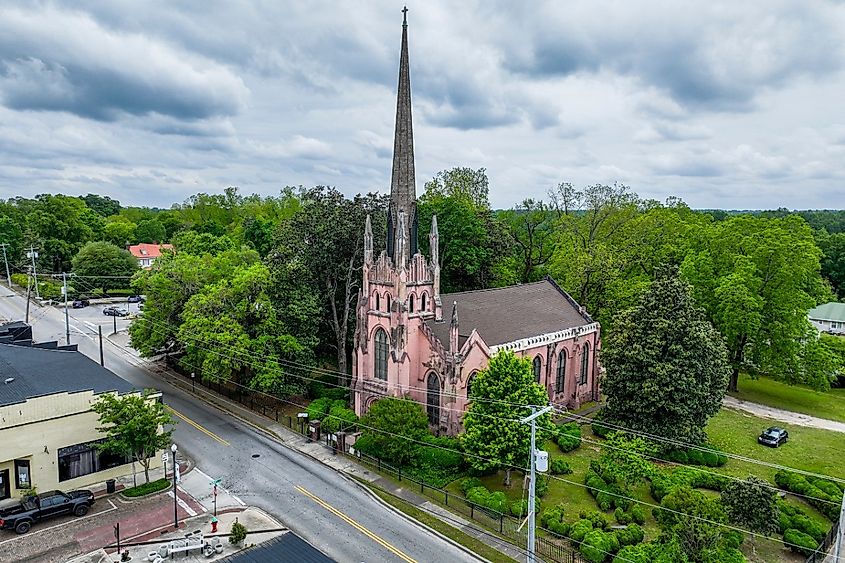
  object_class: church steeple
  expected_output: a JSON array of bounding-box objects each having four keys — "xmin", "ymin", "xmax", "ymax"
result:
[{"xmin": 387, "ymin": 6, "xmax": 418, "ymax": 264}]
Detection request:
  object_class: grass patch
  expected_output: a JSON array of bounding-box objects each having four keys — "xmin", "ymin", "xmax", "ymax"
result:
[
  {"xmin": 730, "ymin": 373, "xmax": 845, "ymax": 423},
  {"xmin": 123, "ymin": 478, "xmax": 170, "ymax": 497},
  {"xmin": 361, "ymin": 478, "xmax": 517, "ymax": 563},
  {"xmin": 705, "ymin": 407, "xmax": 845, "ymax": 483}
]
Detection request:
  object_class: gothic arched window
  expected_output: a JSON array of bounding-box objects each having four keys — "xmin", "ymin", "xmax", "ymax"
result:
[
  {"xmin": 375, "ymin": 293, "xmax": 380, "ymax": 311},
  {"xmin": 580, "ymin": 343, "xmax": 590, "ymax": 385},
  {"xmin": 421, "ymin": 293, "xmax": 427, "ymax": 312},
  {"xmin": 409, "ymin": 294, "xmax": 415, "ymax": 313},
  {"xmin": 374, "ymin": 328, "xmax": 388, "ymax": 381},
  {"xmin": 386, "ymin": 294, "xmax": 392, "ymax": 312},
  {"xmin": 427, "ymin": 372, "xmax": 440, "ymax": 425},
  {"xmin": 466, "ymin": 371, "xmax": 478, "ymax": 400},
  {"xmin": 533, "ymin": 355, "xmax": 542, "ymax": 383},
  {"xmin": 556, "ymin": 350, "xmax": 567, "ymax": 394}
]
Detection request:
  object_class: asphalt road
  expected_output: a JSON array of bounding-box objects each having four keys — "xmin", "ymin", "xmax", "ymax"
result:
[{"xmin": 0, "ymin": 288, "xmax": 482, "ymax": 563}]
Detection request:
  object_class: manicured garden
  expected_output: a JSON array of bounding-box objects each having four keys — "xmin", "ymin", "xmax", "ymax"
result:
[
  {"xmin": 729, "ymin": 373, "xmax": 845, "ymax": 424},
  {"xmin": 122, "ymin": 478, "xmax": 171, "ymax": 497}
]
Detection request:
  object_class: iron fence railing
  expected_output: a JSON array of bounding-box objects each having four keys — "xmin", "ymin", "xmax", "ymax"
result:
[{"xmin": 805, "ymin": 517, "xmax": 840, "ymax": 563}]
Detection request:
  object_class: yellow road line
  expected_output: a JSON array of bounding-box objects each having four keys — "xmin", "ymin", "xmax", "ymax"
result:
[
  {"xmin": 295, "ymin": 485, "xmax": 417, "ymax": 563},
  {"xmin": 167, "ymin": 406, "xmax": 230, "ymax": 446}
]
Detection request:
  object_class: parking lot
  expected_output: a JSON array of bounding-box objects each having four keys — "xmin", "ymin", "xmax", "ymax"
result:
[{"xmin": 61, "ymin": 300, "xmax": 142, "ymax": 341}]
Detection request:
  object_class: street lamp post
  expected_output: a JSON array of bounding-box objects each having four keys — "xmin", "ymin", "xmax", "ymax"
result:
[
  {"xmin": 171, "ymin": 443, "xmax": 178, "ymax": 529},
  {"xmin": 519, "ymin": 405, "xmax": 553, "ymax": 563},
  {"xmin": 191, "ymin": 372, "xmax": 196, "ymax": 393}
]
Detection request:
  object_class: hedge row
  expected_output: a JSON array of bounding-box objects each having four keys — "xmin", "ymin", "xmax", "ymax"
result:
[
  {"xmin": 406, "ymin": 435, "xmax": 466, "ymax": 487},
  {"xmin": 657, "ymin": 446, "xmax": 727, "ymax": 467},
  {"xmin": 774, "ymin": 470, "xmax": 843, "ymax": 520},
  {"xmin": 784, "ymin": 528, "xmax": 820, "ymax": 556},
  {"xmin": 777, "ymin": 500, "xmax": 828, "ymax": 543},
  {"xmin": 123, "ymin": 478, "xmax": 170, "ymax": 497},
  {"xmin": 614, "ymin": 505, "xmax": 646, "ymax": 525},
  {"xmin": 650, "ymin": 466, "xmax": 728, "ymax": 501},
  {"xmin": 553, "ymin": 422, "xmax": 582, "ymax": 452}
]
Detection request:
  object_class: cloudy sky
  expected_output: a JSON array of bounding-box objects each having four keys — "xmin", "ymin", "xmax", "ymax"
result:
[{"xmin": 1, "ymin": 1, "xmax": 844, "ymax": 210}]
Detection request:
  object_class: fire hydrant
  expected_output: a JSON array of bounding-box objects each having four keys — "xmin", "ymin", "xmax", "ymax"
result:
[{"xmin": 211, "ymin": 516, "xmax": 218, "ymax": 533}]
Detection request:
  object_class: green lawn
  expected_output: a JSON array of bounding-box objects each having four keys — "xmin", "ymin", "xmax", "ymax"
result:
[
  {"xmin": 730, "ymin": 373, "xmax": 845, "ymax": 423},
  {"xmin": 706, "ymin": 407, "xmax": 845, "ymax": 483}
]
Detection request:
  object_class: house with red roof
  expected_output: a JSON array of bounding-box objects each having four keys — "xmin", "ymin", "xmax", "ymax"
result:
[{"xmin": 128, "ymin": 243, "xmax": 173, "ymax": 269}]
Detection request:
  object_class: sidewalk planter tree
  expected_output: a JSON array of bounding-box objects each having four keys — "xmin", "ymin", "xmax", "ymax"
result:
[
  {"xmin": 229, "ymin": 521, "xmax": 247, "ymax": 547},
  {"xmin": 92, "ymin": 389, "xmax": 174, "ymax": 484}
]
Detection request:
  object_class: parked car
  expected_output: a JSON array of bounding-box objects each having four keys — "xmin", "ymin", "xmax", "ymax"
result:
[
  {"xmin": 103, "ymin": 307, "xmax": 129, "ymax": 317},
  {"xmin": 0, "ymin": 489, "xmax": 94, "ymax": 534},
  {"xmin": 71, "ymin": 299, "xmax": 90, "ymax": 309},
  {"xmin": 758, "ymin": 426, "xmax": 789, "ymax": 447},
  {"xmin": 127, "ymin": 295, "xmax": 144, "ymax": 303}
]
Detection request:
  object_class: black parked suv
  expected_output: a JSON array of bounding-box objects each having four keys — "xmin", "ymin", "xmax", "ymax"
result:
[
  {"xmin": 72, "ymin": 299, "xmax": 90, "ymax": 308},
  {"xmin": 127, "ymin": 295, "xmax": 144, "ymax": 303},
  {"xmin": 758, "ymin": 426, "xmax": 789, "ymax": 447},
  {"xmin": 0, "ymin": 490, "xmax": 95, "ymax": 534}
]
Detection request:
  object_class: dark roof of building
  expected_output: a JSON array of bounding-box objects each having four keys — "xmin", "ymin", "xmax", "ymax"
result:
[
  {"xmin": 0, "ymin": 342, "xmax": 138, "ymax": 407},
  {"xmin": 219, "ymin": 533, "xmax": 334, "ymax": 563},
  {"xmin": 425, "ymin": 277, "xmax": 593, "ymax": 348}
]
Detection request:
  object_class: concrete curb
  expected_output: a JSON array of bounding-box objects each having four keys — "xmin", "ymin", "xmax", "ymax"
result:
[{"xmin": 150, "ymin": 368, "xmax": 492, "ymax": 563}]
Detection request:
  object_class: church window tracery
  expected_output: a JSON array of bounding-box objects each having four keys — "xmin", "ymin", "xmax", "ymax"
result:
[
  {"xmin": 410, "ymin": 294, "xmax": 415, "ymax": 313},
  {"xmin": 580, "ymin": 343, "xmax": 590, "ymax": 385},
  {"xmin": 375, "ymin": 328, "xmax": 389, "ymax": 380},
  {"xmin": 556, "ymin": 350, "xmax": 567, "ymax": 393},
  {"xmin": 533, "ymin": 355, "xmax": 542, "ymax": 383}
]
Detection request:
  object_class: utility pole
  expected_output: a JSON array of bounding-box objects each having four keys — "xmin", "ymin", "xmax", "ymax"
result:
[
  {"xmin": 99, "ymin": 325, "xmax": 104, "ymax": 366},
  {"xmin": 25, "ymin": 268, "xmax": 32, "ymax": 324},
  {"xmin": 0, "ymin": 243, "xmax": 11, "ymax": 289},
  {"xmin": 62, "ymin": 273, "xmax": 70, "ymax": 345},
  {"xmin": 26, "ymin": 245, "xmax": 39, "ymax": 300},
  {"xmin": 520, "ymin": 406, "xmax": 553, "ymax": 563},
  {"xmin": 835, "ymin": 488, "xmax": 845, "ymax": 561}
]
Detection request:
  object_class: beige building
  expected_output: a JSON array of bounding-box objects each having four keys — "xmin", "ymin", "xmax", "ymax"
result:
[{"xmin": 0, "ymin": 326, "xmax": 162, "ymax": 499}]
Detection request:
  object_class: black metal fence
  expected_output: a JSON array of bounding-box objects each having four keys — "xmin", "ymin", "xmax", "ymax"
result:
[{"xmin": 805, "ymin": 517, "xmax": 840, "ymax": 563}]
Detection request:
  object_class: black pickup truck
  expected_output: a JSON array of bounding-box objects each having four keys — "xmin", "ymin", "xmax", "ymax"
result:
[{"xmin": 0, "ymin": 490, "xmax": 95, "ymax": 534}]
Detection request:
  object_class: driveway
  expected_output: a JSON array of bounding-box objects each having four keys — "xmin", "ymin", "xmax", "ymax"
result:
[{"xmin": 723, "ymin": 395, "xmax": 845, "ymax": 434}]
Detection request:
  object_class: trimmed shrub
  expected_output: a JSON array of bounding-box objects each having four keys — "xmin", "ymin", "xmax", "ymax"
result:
[
  {"xmin": 486, "ymin": 491, "xmax": 509, "ymax": 514},
  {"xmin": 687, "ymin": 449, "xmax": 704, "ymax": 465},
  {"xmin": 550, "ymin": 458, "xmax": 572, "ymax": 475},
  {"xmin": 666, "ymin": 449, "xmax": 688, "ymax": 464},
  {"xmin": 466, "ymin": 486, "xmax": 490, "ymax": 506},
  {"xmin": 591, "ymin": 417, "xmax": 613, "ymax": 438},
  {"xmin": 460, "ymin": 477, "xmax": 483, "ymax": 495},
  {"xmin": 580, "ymin": 530, "xmax": 617, "ymax": 563},
  {"xmin": 554, "ymin": 422, "xmax": 582, "ymax": 452},
  {"xmin": 511, "ymin": 499, "xmax": 529, "ymax": 518},
  {"xmin": 614, "ymin": 507, "xmax": 631, "ymax": 525},
  {"xmin": 629, "ymin": 504, "xmax": 646, "ymax": 525},
  {"xmin": 321, "ymin": 405, "xmax": 358, "ymax": 434},
  {"xmin": 123, "ymin": 478, "xmax": 169, "ymax": 497},
  {"xmin": 776, "ymin": 500, "xmax": 828, "ymax": 542},
  {"xmin": 535, "ymin": 474, "xmax": 549, "ymax": 498},
  {"xmin": 305, "ymin": 397, "xmax": 334, "ymax": 421},
  {"xmin": 616, "ymin": 524, "xmax": 644, "ymax": 546},
  {"xmin": 784, "ymin": 528, "xmax": 819, "ymax": 556},
  {"xmin": 775, "ymin": 470, "xmax": 840, "ymax": 519},
  {"xmin": 579, "ymin": 510, "xmax": 610, "ymax": 530},
  {"xmin": 570, "ymin": 519, "xmax": 594, "ymax": 543},
  {"xmin": 540, "ymin": 504, "xmax": 565, "ymax": 527}
]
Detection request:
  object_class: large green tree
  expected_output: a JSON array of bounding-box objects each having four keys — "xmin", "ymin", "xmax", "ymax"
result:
[
  {"xmin": 681, "ymin": 214, "xmax": 833, "ymax": 390},
  {"xmin": 462, "ymin": 350, "xmax": 552, "ymax": 486},
  {"xmin": 500, "ymin": 198, "xmax": 556, "ymax": 283},
  {"xmin": 80, "ymin": 194, "xmax": 121, "ymax": 217},
  {"xmin": 92, "ymin": 390, "xmax": 174, "ymax": 484},
  {"xmin": 72, "ymin": 241, "xmax": 139, "ymax": 291},
  {"xmin": 135, "ymin": 218, "xmax": 167, "ymax": 243},
  {"xmin": 654, "ymin": 486, "xmax": 730, "ymax": 562},
  {"xmin": 602, "ymin": 266, "xmax": 730, "ymax": 445},
  {"xmin": 268, "ymin": 186, "xmax": 386, "ymax": 381}
]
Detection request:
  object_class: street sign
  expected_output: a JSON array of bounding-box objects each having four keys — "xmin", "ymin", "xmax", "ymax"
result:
[
  {"xmin": 175, "ymin": 463, "xmax": 181, "ymax": 484},
  {"xmin": 161, "ymin": 452, "xmax": 169, "ymax": 464}
]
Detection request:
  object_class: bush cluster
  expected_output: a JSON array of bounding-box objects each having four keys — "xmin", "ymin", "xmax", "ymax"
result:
[
  {"xmin": 307, "ymin": 380, "xmax": 349, "ymax": 401},
  {"xmin": 649, "ymin": 466, "xmax": 728, "ymax": 501},
  {"xmin": 552, "ymin": 422, "xmax": 582, "ymax": 452},
  {"xmin": 406, "ymin": 435, "xmax": 466, "ymax": 487},
  {"xmin": 465, "ymin": 485, "xmax": 509, "ymax": 515},
  {"xmin": 305, "ymin": 397, "xmax": 345, "ymax": 421},
  {"xmin": 585, "ymin": 468, "xmax": 629, "ymax": 511},
  {"xmin": 777, "ymin": 500, "xmax": 828, "ymax": 543},
  {"xmin": 540, "ymin": 503, "xmax": 568, "ymax": 535},
  {"xmin": 614, "ymin": 505, "xmax": 646, "ymax": 525},
  {"xmin": 321, "ymin": 404, "xmax": 358, "ymax": 434},
  {"xmin": 658, "ymin": 446, "xmax": 727, "ymax": 467},
  {"xmin": 561, "ymin": 516, "xmax": 644, "ymax": 563},
  {"xmin": 549, "ymin": 457, "xmax": 573, "ymax": 475},
  {"xmin": 775, "ymin": 470, "xmax": 843, "ymax": 520},
  {"xmin": 590, "ymin": 414, "xmax": 613, "ymax": 438},
  {"xmin": 784, "ymin": 528, "xmax": 820, "ymax": 556}
]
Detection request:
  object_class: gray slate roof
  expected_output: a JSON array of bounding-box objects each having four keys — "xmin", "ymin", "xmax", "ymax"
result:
[
  {"xmin": 809, "ymin": 302, "xmax": 845, "ymax": 323},
  {"xmin": 0, "ymin": 343, "xmax": 137, "ymax": 407},
  {"xmin": 425, "ymin": 277, "xmax": 593, "ymax": 348},
  {"xmin": 219, "ymin": 533, "xmax": 334, "ymax": 563}
]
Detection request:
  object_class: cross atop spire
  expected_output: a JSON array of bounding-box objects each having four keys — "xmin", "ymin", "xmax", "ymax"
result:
[{"xmin": 387, "ymin": 6, "xmax": 418, "ymax": 262}]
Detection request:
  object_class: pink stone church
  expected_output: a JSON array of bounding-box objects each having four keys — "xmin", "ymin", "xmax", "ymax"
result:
[{"xmin": 352, "ymin": 13, "xmax": 601, "ymax": 435}]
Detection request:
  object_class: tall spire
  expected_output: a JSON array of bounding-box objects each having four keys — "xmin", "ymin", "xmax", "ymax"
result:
[
  {"xmin": 363, "ymin": 214, "xmax": 373, "ymax": 265},
  {"xmin": 387, "ymin": 6, "xmax": 418, "ymax": 262}
]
